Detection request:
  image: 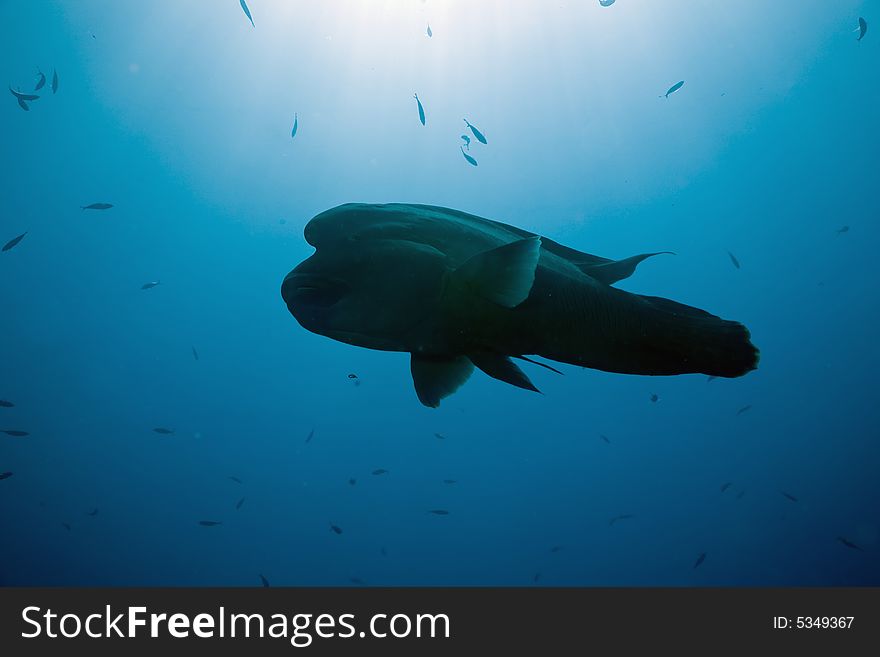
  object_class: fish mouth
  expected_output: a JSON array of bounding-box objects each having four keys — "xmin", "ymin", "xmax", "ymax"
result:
[{"xmin": 281, "ymin": 272, "xmax": 350, "ymax": 310}]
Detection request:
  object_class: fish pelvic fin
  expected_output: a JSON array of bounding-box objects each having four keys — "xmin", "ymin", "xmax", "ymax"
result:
[
  {"xmin": 449, "ymin": 237, "xmax": 541, "ymax": 308},
  {"xmin": 469, "ymin": 353, "xmax": 540, "ymax": 393},
  {"xmin": 410, "ymin": 354, "xmax": 474, "ymax": 408}
]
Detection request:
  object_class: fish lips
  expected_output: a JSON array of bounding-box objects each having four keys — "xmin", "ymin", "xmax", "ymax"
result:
[{"xmin": 281, "ymin": 271, "xmax": 350, "ymax": 315}]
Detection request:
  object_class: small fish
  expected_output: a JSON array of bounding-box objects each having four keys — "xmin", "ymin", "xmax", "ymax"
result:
[
  {"xmin": 414, "ymin": 93, "xmax": 426, "ymax": 125},
  {"xmin": 199, "ymin": 520, "xmax": 222, "ymax": 526},
  {"xmin": 736, "ymin": 405, "xmax": 752, "ymax": 416},
  {"xmin": 608, "ymin": 514, "xmax": 635, "ymax": 527},
  {"xmin": 235, "ymin": 497, "xmax": 245, "ymax": 510},
  {"xmin": 192, "ymin": 346, "xmax": 199, "ymax": 361},
  {"xmin": 86, "ymin": 508, "xmax": 98, "ymax": 517},
  {"xmin": 0, "ymin": 400, "xmax": 14, "ymax": 407},
  {"xmin": 291, "ymin": 113, "xmax": 298, "ymax": 138},
  {"xmin": 434, "ymin": 432, "xmax": 446, "ymax": 440},
  {"xmin": 426, "ymin": 24, "xmax": 432, "ymax": 38},
  {"xmin": 9, "ymin": 87, "xmax": 39, "ymax": 101},
  {"xmin": 600, "ymin": 434, "xmax": 610, "ymax": 444},
  {"xmin": 463, "ymin": 119, "xmax": 487, "ymax": 144},
  {"xmin": 228, "ymin": 476, "xmax": 243, "ymax": 484},
  {"xmin": 837, "ymin": 536, "xmax": 863, "ymax": 551},
  {"xmin": 721, "ymin": 482, "xmax": 732, "ymax": 492},
  {"xmin": 1, "ymin": 430, "xmax": 29, "ymax": 437},
  {"xmin": 240, "ymin": 0, "xmax": 255, "ymax": 28},
  {"xmin": 550, "ymin": 545, "xmax": 563, "ymax": 553},
  {"xmin": 0, "ymin": 472, "xmax": 12, "ymax": 480},
  {"xmin": 62, "ymin": 522, "xmax": 72, "ymax": 531},
  {"xmin": 664, "ymin": 80, "xmax": 685, "ymax": 98},
  {"xmin": 735, "ymin": 489, "xmax": 745, "ymax": 500},
  {"xmin": 726, "ymin": 251, "xmax": 741, "ymax": 270},
  {"xmin": 81, "ymin": 203, "xmax": 113, "ymax": 211},
  {"xmin": 442, "ymin": 479, "xmax": 456, "ymax": 484},
  {"xmin": 650, "ymin": 393, "xmax": 659, "ymax": 403},
  {"xmin": 460, "ymin": 134, "xmax": 471, "ymax": 150},
  {"xmin": 305, "ymin": 428, "xmax": 315, "ymax": 443},
  {"xmin": 348, "ymin": 478, "xmax": 357, "ymax": 486},
  {"xmin": 693, "ymin": 552, "xmax": 706, "ymax": 569},
  {"xmin": 51, "ymin": 69, "xmax": 58, "ymax": 94},
  {"xmin": 428, "ymin": 509, "xmax": 449, "ymax": 515},
  {"xmin": 347, "ymin": 373, "xmax": 358, "ymax": 379},
  {"xmin": 141, "ymin": 281, "xmax": 160, "ymax": 290},
  {"xmin": 836, "ymin": 225, "xmax": 849, "ymax": 236},
  {"xmin": 34, "ymin": 69, "xmax": 46, "ymax": 91},
  {"xmin": 599, "ymin": 0, "xmax": 616, "ymax": 6},
  {"xmin": 259, "ymin": 574, "xmax": 270, "ymax": 587},
  {"xmin": 372, "ymin": 468, "xmax": 388, "ymax": 475},
  {"xmin": 330, "ymin": 524, "xmax": 343, "ymax": 534},
  {"xmin": 780, "ymin": 490, "xmax": 798, "ymax": 503},
  {"xmin": 460, "ymin": 146, "xmax": 478, "ymax": 167},
  {"xmin": 152, "ymin": 427, "xmax": 174, "ymax": 434},
  {"xmin": 857, "ymin": 17, "xmax": 867, "ymax": 42},
  {"xmin": 2, "ymin": 232, "xmax": 27, "ymax": 252},
  {"xmin": 17, "ymin": 98, "xmax": 29, "ymax": 111}
]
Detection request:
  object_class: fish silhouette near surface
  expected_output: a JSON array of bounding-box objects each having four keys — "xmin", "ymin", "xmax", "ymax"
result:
[
  {"xmin": 693, "ymin": 552, "xmax": 706, "ymax": 569},
  {"xmin": 372, "ymin": 468, "xmax": 388, "ymax": 475},
  {"xmin": 152, "ymin": 427, "xmax": 174, "ymax": 435},
  {"xmin": 198, "ymin": 520, "xmax": 222, "ymax": 527},
  {"xmin": 414, "ymin": 93, "xmax": 426, "ymax": 125},
  {"xmin": 650, "ymin": 393, "xmax": 659, "ymax": 403},
  {"xmin": 780, "ymin": 490, "xmax": 799, "ymax": 503},
  {"xmin": 664, "ymin": 80, "xmax": 685, "ymax": 98},
  {"xmin": 460, "ymin": 147, "xmax": 478, "ymax": 167},
  {"xmin": 726, "ymin": 251, "xmax": 741, "ymax": 270},
  {"xmin": 836, "ymin": 225, "xmax": 849, "ymax": 236},
  {"xmin": 426, "ymin": 24, "xmax": 432, "ymax": 38},
  {"xmin": 330, "ymin": 524, "xmax": 343, "ymax": 535},
  {"xmin": 428, "ymin": 509, "xmax": 449, "ymax": 515},
  {"xmin": 2, "ymin": 430, "xmax": 29, "ymax": 437},
  {"xmin": 599, "ymin": 0, "xmax": 616, "ymax": 6},
  {"xmin": 857, "ymin": 17, "xmax": 867, "ymax": 41},
  {"xmin": 228, "ymin": 476, "xmax": 243, "ymax": 484},
  {"xmin": 240, "ymin": 0, "xmax": 255, "ymax": 27},
  {"xmin": 720, "ymin": 482, "xmax": 732, "ymax": 493},
  {"xmin": 305, "ymin": 428, "xmax": 315, "ymax": 443},
  {"xmin": 2, "ymin": 233, "xmax": 27, "ymax": 252},
  {"xmin": 9, "ymin": 87, "xmax": 39, "ymax": 102},
  {"xmin": 0, "ymin": 400, "xmax": 14, "ymax": 407},
  {"xmin": 192, "ymin": 346, "xmax": 200, "ymax": 361},
  {"xmin": 51, "ymin": 69, "xmax": 58, "ymax": 93},
  {"xmin": 736, "ymin": 405, "xmax": 752, "ymax": 416},
  {"xmin": 291, "ymin": 113, "xmax": 298, "ymax": 138},
  {"xmin": 463, "ymin": 119, "xmax": 487, "ymax": 144},
  {"xmin": 235, "ymin": 497, "xmax": 245, "ymax": 510},
  {"xmin": 34, "ymin": 69, "xmax": 46, "ymax": 91},
  {"xmin": 81, "ymin": 203, "xmax": 113, "ymax": 211},
  {"xmin": 281, "ymin": 204, "xmax": 759, "ymax": 407},
  {"xmin": 141, "ymin": 281, "xmax": 160, "ymax": 290},
  {"xmin": 0, "ymin": 472, "xmax": 13, "ymax": 480},
  {"xmin": 86, "ymin": 508, "xmax": 98, "ymax": 517}
]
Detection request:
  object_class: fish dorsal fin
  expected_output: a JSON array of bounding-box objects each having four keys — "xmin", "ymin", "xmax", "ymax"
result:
[
  {"xmin": 469, "ymin": 353, "xmax": 540, "ymax": 393},
  {"xmin": 410, "ymin": 354, "xmax": 474, "ymax": 408},
  {"xmin": 451, "ymin": 237, "xmax": 541, "ymax": 308},
  {"xmin": 577, "ymin": 252, "xmax": 673, "ymax": 285}
]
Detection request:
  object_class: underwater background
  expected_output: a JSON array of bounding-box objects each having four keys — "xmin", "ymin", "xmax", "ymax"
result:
[{"xmin": 1, "ymin": 0, "xmax": 878, "ymax": 586}]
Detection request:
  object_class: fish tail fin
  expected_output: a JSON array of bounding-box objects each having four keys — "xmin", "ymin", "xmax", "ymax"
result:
[{"xmin": 624, "ymin": 295, "xmax": 760, "ymax": 377}]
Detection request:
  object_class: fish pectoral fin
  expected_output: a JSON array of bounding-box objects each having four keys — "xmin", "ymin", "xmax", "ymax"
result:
[
  {"xmin": 451, "ymin": 237, "xmax": 541, "ymax": 308},
  {"xmin": 410, "ymin": 354, "xmax": 474, "ymax": 408},
  {"xmin": 577, "ymin": 251, "xmax": 674, "ymax": 285},
  {"xmin": 469, "ymin": 353, "xmax": 540, "ymax": 393}
]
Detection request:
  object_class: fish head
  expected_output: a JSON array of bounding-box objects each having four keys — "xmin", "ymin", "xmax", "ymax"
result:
[{"xmin": 282, "ymin": 205, "xmax": 449, "ymax": 351}]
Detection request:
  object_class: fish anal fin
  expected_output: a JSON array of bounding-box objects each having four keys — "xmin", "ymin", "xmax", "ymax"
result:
[
  {"xmin": 578, "ymin": 251, "xmax": 674, "ymax": 285},
  {"xmin": 469, "ymin": 353, "xmax": 540, "ymax": 393},
  {"xmin": 410, "ymin": 354, "xmax": 474, "ymax": 408},
  {"xmin": 451, "ymin": 237, "xmax": 541, "ymax": 308}
]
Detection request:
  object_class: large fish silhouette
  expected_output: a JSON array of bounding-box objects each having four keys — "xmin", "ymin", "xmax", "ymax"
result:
[{"xmin": 282, "ymin": 204, "xmax": 758, "ymax": 407}]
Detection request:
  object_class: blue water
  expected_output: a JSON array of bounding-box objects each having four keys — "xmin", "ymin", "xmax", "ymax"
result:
[{"xmin": 1, "ymin": 0, "xmax": 878, "ymax": 586}]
